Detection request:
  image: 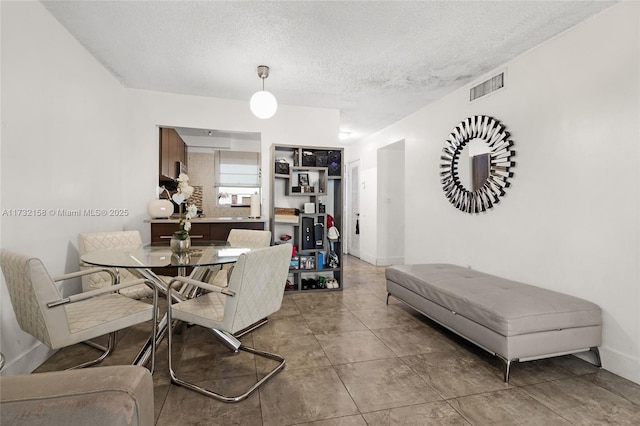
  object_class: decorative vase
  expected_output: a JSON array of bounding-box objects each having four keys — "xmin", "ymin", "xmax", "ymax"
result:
[
  {"xmin": 170, "ymin": 232, "xmax": 191, "ymax": 254},
  {"xmin": 147, "ymin": 199, "xmax": 173, "ymax": 219}
]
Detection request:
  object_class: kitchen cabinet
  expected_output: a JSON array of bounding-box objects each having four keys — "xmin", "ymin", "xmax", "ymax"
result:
[
  {"xmin": 147, "ymin": 218, "xmax": 266, "ymax": 276},
  {"xmin": 159, "ymin": 127, "xmax": 187, "ymax": 181},
  {"xmin": 149, "ymin": 220, "xmax": 265, "ymax": 243},
  {"xmin": 270, "ymin": 144, "xmax": 344, "ymax": 292}
]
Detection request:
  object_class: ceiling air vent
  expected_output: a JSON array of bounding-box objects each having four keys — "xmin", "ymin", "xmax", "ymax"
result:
[{"xmin": 470, "ymin": 72, "xmax": 504, "ymax": 101}]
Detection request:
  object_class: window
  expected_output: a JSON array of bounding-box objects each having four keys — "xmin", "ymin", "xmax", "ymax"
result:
[{"xmin": 215, "ymin": 151, "xmax": 261, "ymax": 206}]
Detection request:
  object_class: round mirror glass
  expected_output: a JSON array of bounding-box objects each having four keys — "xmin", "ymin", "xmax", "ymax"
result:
[
  {"xmin": 458, "ymin": 138, "xmax": 491, "ymax": 191},
  {"xmin": 440, "ymin": 115, "xmax": 516, "ymax": 213}
]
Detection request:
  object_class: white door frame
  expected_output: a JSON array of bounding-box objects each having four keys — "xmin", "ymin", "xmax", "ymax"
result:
[{"xmin": 347, "ymin": 160, "xmax": 361, "ymax": 258}]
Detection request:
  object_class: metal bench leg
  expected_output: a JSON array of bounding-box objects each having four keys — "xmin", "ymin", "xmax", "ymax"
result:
[
  {"xmin": 590, "ymin": 347, "xmax": 602, "ymax": 367},
  {"xmin": 497, "ymin": 355, "xmax": 515, "ymax": 383}
]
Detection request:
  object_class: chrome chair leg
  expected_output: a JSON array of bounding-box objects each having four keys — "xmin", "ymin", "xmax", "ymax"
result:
[
  {"xmin": 82, "ymin": 339, "xmax": 109, "ymax": 353},
  {"xmin": 167, "ymin": 314, "xmax": 285, "ymax": 402},
  {"xmin": 234, "ymin": 318, "xmax": 269, "ymax": 338},
  {"xmin": 68, "ymin": 332, "xmax": 116, "ymax": 370}
]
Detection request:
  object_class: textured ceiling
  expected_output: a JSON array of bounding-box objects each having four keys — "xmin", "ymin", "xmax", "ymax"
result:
[{"xmin": 42, "ymin": 1, "xmax": 615, "ymax": 141}]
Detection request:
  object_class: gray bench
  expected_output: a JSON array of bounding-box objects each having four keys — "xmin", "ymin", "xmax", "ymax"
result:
[{"xmin": 385, "ymin": 263, "xmax": 602, "ymax": 382}]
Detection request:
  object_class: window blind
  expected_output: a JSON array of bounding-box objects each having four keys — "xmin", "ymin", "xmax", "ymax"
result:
[{"xmin": 215, "ymin": 151, "xmax": 260, "ymax": 187}]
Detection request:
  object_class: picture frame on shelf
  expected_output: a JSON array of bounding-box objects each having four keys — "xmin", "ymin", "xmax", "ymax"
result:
[{"xmin": 298, "ymin": 173, "xmax": 309, "ymax": 187}]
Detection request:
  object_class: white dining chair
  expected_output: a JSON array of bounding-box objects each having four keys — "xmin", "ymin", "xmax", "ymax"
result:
[
  {"xmin": 166, "ymin": 243, "xmax": 291, "ymax": 402},
  {"xmin": 78, "ymin": 230, "xmax": 155, "ymax": 299},
  {"xmin": 208, "ymin": 229, "xmax": 272, "ymax": 287},
  {"xmin": 0, "ymin": 249, "xmax": 158, "ymax": 371}
]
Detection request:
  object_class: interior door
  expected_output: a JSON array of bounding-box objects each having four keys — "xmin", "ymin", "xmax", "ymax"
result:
[{"xmin": 348, "ymin": 161, "xmax": 360, "ymax": 258}]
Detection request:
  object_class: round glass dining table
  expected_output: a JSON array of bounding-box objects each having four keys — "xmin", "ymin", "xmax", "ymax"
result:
[
  {"xmin": 80, "ymin": 241, "xmax": 251, "ymax": 366},
  {"xmin": 80, "ymin": 241, "xmax": 249, "ymax": 270}
]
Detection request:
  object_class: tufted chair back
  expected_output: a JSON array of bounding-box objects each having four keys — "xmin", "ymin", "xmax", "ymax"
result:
[
  {"xmin": 223, "ymin": 243, "xmax": 290, "ymax": 333},
  {"xmin": 0, "ymin": 250, "xmax": 62, "ymax": 347},
  {"xmin": 227, "ymin": 229, "xmax": 272, "ymax": 249},
  {"xmin": 78, "ymin": 231, "xmax": 153, "ymax": 299}
]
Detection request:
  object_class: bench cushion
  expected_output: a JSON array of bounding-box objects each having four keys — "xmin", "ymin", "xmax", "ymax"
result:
[{"xmin": 386, "ymin": 264, "xmax": 601, "ymax": 337}]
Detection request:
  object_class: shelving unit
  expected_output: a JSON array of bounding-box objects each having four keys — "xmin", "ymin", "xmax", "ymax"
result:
[{"xmin": 270, "ymin": 144, "xmax": 344, "ymax": 292}]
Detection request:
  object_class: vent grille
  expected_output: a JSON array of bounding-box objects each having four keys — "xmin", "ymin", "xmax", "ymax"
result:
[{"xmin": 470, "ymin": 72, "xmax": 504, "ymax": 101}]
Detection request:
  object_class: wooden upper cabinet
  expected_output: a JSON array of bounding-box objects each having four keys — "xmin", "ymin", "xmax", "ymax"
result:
[{"xmin": 159, "ymin": 128, "xmax": 187, "ymax": 181}]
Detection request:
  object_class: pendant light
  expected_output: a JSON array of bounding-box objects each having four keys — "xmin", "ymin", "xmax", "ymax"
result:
[{"xmin": 250, "ymin": 65, "xmax": 278, "ymax": 119}]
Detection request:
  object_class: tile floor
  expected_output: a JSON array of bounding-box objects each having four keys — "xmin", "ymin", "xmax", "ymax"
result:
[{"xmin": 37, "ymin": 255, "xmax": 640, "ymax": 425}]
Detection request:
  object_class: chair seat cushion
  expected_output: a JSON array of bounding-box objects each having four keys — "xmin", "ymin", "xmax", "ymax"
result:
[
  {"xmin": 386, "ymin": 264, "xmax": 602, "ymax": 337},
  {"xmin": 65, "ymin": 293, "xmax": 154, "ymax": 336},
  {"xmin": 171, "ymin": 291, "xmax": 226, "ymax": 329}
]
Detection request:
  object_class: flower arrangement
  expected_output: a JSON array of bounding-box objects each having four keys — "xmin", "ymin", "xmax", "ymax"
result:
[{"xmin": 173, "ymin": 173, "xmax": 198, "ymax": 240}]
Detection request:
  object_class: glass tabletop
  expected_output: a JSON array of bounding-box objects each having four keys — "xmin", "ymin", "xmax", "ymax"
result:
[{"xmin": 80, "ymin": 241, "xmax": 250, "ymax": 269}]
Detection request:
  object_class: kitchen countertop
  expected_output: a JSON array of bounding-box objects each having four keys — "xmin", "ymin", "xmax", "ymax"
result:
[{"xmin": 145, "ymin": 217, "xmax": 266, "ymax": 224}]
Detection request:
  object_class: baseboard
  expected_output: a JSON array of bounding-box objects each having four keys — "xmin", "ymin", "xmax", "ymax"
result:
[
  {"xmin": 595, "ymin": 346, "xmax": 640, "ymax": 385},
  {"xmin": 1, "ymin": 342, "xmax": 54, "ymax": 376},
  {"xmin": 359, "ymin": 252, "xmax": 377, "ymax": 266},
  {"xmin": 375, "ymin": 256, "xmax": 404, "ymax": 266}
]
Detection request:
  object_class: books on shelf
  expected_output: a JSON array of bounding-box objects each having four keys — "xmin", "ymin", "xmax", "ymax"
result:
[
  {"xmin": 275, "ymin": 214, "xmax": 299, "ymax": 224},
  {"xmin": 274, "ymin": 207, "xmax": 299, "ymax": 224}
]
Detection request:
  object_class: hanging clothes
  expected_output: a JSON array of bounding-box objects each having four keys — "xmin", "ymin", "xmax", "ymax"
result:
[{"xmin": 355, "ymin": 214, "xmax": 360, "ymax": 235}]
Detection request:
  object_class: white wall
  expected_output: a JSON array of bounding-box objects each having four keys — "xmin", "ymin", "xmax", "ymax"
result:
[
  {"xmin": 0, "ymin": 1, "xmax": 128, "ymax": 374},
  {"xmin": 0, "ymin": 2, "xmax": 341, "ymax": 375},
  {"xmin": 346, "ymin": 2, "xmax": 640, "ymax": 383}
]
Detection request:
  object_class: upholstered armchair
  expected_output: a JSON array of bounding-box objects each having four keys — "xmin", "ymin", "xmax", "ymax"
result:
[
  {"xmin": 78, "ymin": 230, "xmax": 155, "ymax": 299},
  {"xmin": 166, "ymin": 243, "xmax": 291, "ymax": 402},
  {"xmin": 0, "ymin": 365, "xmax": 154, "ymax": 426},
  {"xmin": 0, "ymin": 249, "xmax": 158, "ymax": 371}
]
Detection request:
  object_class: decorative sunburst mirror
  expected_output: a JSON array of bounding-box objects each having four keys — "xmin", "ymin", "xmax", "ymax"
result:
[{"xmin": 440, "ymin": 115, "xmax": 515, "ymax": 213}]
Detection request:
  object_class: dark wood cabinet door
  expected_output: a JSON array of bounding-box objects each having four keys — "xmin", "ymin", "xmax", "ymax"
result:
[{"xmin": 159, "ymin": 128, "xmax": 186, "ymax": 180}]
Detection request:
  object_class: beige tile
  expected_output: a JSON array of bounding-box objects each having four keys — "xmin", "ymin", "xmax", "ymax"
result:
[
  {"xmin": 316, "ymin": 330, "xmax": 397, "ymax": 365},
  {"xmin": 583, "ymin": 369, "xmax": 640, "ymax": 405},
  {"xmin": 523, "ymin": 376, "xmax": 640, "ymax": 425},
  {"xmin": 252, "ymin": 333, "xmax": 331, "ymax": 373},
  {"xmin": 372, "ymin": 324, "xmax": 459, "ymax": 357},
  {"xmin": 296, "ymin": 415, "xmax": 368, "ymax": 426},
  {"xmin": 302, "ymin": 310, "xmax": 368, "ymax": 334},
  {"xmin": 340, "ymin": 282, "xmax": 375, "ymax": 295},
  {"xmin": 175, "ymin": 336, "xmax": 257, "ymax": 382},
  {"xmin": 334, "ymin": 358, "xmax": 441, "ymax": 413},
  {"xmin": 259, "ymin": 366, "xmax": 359, "ymax": 426},
  {"xmin": 362, "ymin": 401, "xmax": 470, "ymax": 425},
  {"xmin": 449, "ymin": 388, "xmax": 572, "ymax": 425},
  {"xmin": 249, "ymin": 314, "xmax": 313, "ymax": 339},
  {"xmin": 156, "ymin": 375, "xmax": 263, "ymax": 426},
  {"xmin": 335, "ymin": 292, "xmax": 389, "ymax": 310},
  {"xmin": 402, "ymin": 351, "xmax": 508, "ymax": 399},
  {"xmin": 291, "ymin": 292, "xmax": 348, "ymax": 314},
  {"xmin": 350, "ymin": 306, "xmax": 423, "ymax": 329},
  {"xmin": 271, "ymin": 294, "xmax": 302, "ymax": 317}
]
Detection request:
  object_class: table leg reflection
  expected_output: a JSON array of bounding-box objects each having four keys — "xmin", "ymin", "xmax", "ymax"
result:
[{"xmin": 132, "ymin": 265, "xmax": 244, "ymax": 367}]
